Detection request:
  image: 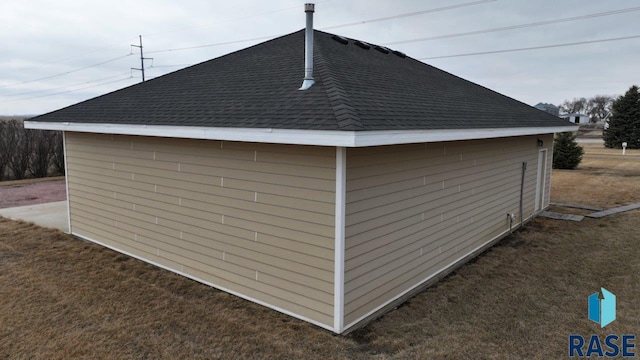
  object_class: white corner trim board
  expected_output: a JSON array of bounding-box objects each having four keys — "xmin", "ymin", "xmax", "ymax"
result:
[
  {"xmin": 24, "ymin": 121, "xmax": 578, "ymax": 147},
  {"xmin": 334, "ymin": 147, "xmax": 346, "ymax": 333},
  {"xmin": 62, "ymin": 131, "xmax": 72, "ymax": 234}
]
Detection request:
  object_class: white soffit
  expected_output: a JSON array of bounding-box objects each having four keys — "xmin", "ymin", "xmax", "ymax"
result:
[{"xmin": 24, "ymin": 122, "xmax": 579, "ymax": 147}]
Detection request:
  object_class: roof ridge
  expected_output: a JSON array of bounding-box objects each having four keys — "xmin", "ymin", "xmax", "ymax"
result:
[{"xmin": 314, "ymin": 40, "xmax": 364, "ymax": 131}]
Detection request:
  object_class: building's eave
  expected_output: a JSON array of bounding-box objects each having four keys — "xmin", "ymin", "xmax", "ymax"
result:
[{"xmin": 24, "ymin": 121, "xmax": 578, "ymax": 147}]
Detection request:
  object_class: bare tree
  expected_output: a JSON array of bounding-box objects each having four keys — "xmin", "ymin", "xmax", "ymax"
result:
[
  {"xmin": 4, "ymin": 121, "xmax": 18, "ymax": 179},
  {"xmin": 51, "ymin": 131, "xmax": 65, "ymax": 175},
  {"xmin": 0, "ymin": 121, "xmax": 9, "ymax": 180},
  {"xmin": 29, "ymin": 130, "xmax": 56, "ymax": 178},
  {"xmin": 559, "ymin": 97, "xmax": 588, "ymax": 114},
  {"xmin": 6, "ymin": 120, "xmax": 34, "ymax": 180},
  {"xmin": 586, "ymin": 95, "xmax": 614, "ymax": 123}
]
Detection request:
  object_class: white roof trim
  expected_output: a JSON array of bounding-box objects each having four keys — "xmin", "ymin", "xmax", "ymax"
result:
[{"xmin": 24, "ymin": 121, "xmax": 578, "ymax": 147}]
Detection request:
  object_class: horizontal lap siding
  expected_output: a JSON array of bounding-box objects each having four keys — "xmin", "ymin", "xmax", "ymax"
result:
[
  {"xmin": 343, "ymin": 135, "xmax": 552, "ymax": 326},
  {"xmin": 66, "ymin": 133, "xmax": 336, "ymax": 327}
]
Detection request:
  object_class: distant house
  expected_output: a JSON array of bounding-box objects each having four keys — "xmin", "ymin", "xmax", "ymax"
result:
[
  {"xmin": 25, "ymin": 5, "xmax": 576, "ymax": 334},
  {"xmin": 534, "ymin": 103, "xmax": 560, "ymax": 116},
  {"xmin": 561, "ymin": 113, "xmax": 590, "ymax": 124}
]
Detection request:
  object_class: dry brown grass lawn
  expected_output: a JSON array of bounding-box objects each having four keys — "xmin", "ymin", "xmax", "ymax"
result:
[
  {"xmin": 1, "ymin": 144, "xmax": 639, "ymax": 359},
  {"xmin": 552, "ymin": 143, "xmax": 640, "ymax": 208}
]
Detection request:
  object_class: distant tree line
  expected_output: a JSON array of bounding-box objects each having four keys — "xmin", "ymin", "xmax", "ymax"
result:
[
  {"xmin": 559, "ymin": 95, "xmax": 614, "ymax": 123},
  {"xmin": 0, "ymin": 119, "xmax": 64, "ymax": 181}
]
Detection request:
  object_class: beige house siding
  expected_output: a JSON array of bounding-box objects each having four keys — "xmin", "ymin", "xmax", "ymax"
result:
[
  {"xmin": 343, "ymin": 135, "xmax": 553, "ymax": 326},
  {"xmin": 65, "ymin": 133, "xmax": 336, "ymax": 328}
]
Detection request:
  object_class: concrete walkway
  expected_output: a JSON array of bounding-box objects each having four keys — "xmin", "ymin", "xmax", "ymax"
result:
[
  {"xmin": 0, "ymin": 201, "xmax": 69, "ymax": 233},
  {"xmin": 540, "ymin": 211, "xmax": 584, "ymax": 222},
  {"xmin": 544, "ymin": 201, "xmax": 640, "ymax": 222},
  {"xmin": 585, "ymin": 202, "xmax": 640, "ymax": 219}
]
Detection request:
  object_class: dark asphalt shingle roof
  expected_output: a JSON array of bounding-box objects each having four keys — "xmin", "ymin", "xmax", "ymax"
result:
[{"xmin": 30, "ymin": 30, "xmax": 573, "ymax": 131}]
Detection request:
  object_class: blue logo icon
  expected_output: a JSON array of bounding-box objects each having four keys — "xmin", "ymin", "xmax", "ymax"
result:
[{"xmin": 588, "ymin": 288, "xmax": 616, "ymax": 328}]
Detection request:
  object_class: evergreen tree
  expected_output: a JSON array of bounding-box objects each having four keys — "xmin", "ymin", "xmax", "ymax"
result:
[
  {"xmin": 553, "ymin": 132, "xmax": 584, "ymax": 170},
  {"xmin": 604, "ymin": 85, "xmax": 640, "ymax": 149}
]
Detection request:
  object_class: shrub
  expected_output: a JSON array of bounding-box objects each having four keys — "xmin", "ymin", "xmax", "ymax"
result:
[{"xmin": 553, "ymin": 132, "xmax": 584, "ymax": 170}]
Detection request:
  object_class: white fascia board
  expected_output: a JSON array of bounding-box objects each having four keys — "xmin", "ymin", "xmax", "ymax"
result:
[
  {"xmin": 24, "ymin": 121, "xmax": 579, "ymax": 147},
  {"xmin": 24, "ymin": 121, "xmax": 352, "ymax": 146},
  {"xmin": 350, "ymin": 126, "xmax": 578, "ymax": 146}
]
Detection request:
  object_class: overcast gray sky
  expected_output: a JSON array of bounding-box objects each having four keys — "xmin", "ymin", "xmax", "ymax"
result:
[{"xmin": 1, "ymin": 0, "xmax": 638, "ymax": 115}]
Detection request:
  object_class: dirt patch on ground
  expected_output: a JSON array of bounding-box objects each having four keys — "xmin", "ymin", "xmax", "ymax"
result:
[{"xmin": 0, "ymin": 179, "xmax": 67, "ymax": 209}]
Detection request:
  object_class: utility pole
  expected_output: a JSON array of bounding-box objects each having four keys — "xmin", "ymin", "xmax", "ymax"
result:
[{"xmin": 131, "ymin": 35, "xmax": 152, "ymax": 82}]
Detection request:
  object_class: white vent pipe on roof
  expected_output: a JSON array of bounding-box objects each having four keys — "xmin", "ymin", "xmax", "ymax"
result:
[{"xmin": 299, "ymin": 3, "xmax": 315, "ymax": 90}]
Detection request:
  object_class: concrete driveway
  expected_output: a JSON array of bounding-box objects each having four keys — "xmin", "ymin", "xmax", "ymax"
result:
[{"xmin": 0, "ymin": 201, "xmax": 69, "ymax": 233}]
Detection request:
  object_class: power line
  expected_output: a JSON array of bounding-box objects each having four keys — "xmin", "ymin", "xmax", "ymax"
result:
[
  {"xmin": 4, "ymin": 2, "xmax": 633, "ymax": 99},
  {"xmin": 3, "ymin": 3, "xmax": 330, "ymax": 80},
  {"xmin": 13, "ymin": 4, "xmax": 321, "ymax": 70},
  {"xmin": 0, "ymin": 72, "xmax": 131, "ymax": 98},
  {"xmin": 145, "ymin": 0, "xmax": 334, "ymax": 38},
  {"xmin": 147, "ymin": 6, "xmax": 298, "ymax": 36},
  {"xmin": 0, "ymin": 54, "xmax": 133, "ymax": 89},
  {"xmin": 386, "ymin": 6, "xmax": 640, "ymax": 45},
  {"xmin": 321, "ymin": 0, "xmax": 497, "ymax": 30},
  {"xmin": 2, "ymin": 1, "xmax": 495, "ymax": 101},
  {"xmin": 149, "ymin": 64, "xmax": 193, "ymax": 69},
  {"xmin": 146, "ymin": 35, "xmax": 274, "ymax": 54},
  {"xmin": 34, "ymin": 38, "xmax": 140, "ymax": 68},
  {"xmin": 147, "ymin": 0, "xmax": 499, "ymax": 55},
  {"xmin": 419, "ymin": 34, "xmax": 640, "ymax": 60},
  {"xmin": 10, "ymin": 4, "xmax": 634, "ymax": 84},
  {"xmin": 4, "ymin": 76, "xmax": 134, "ymax": 102},
  {"xmin": 1, "ymin": 4, "xmax": 318, "ymax": 91}
]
